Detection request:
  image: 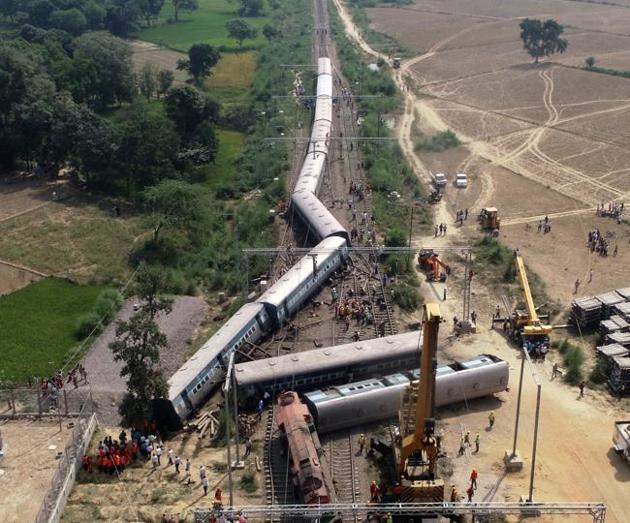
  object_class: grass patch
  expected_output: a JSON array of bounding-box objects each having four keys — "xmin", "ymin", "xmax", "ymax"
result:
[
  {"xmin": 0, "ymin": 199, "xmax": 148, "ymax": 284},
  {"xmin": 137, "ymin": 0, "xmax": 269, "ymax": 52},
  {"xmin": 414, "ymin": 129, "xmax": 461, "ymax": 153},
  {"xmin": 0, "ymin": 278, "xmax": 104, "ymax": 383},
  {"xmin": 207, "ymin": 52, "xmax": 257, "ymax": 89},
  {"xmin": 203, "ymin": 128, "xmax": 245, "ymax": 191},
  {"xmin": 239, "ymin": 470, "xmax": 258, "ymax": 493}
]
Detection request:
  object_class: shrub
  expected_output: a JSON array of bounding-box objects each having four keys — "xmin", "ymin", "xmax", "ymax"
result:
[
  {"xmin": 585, "ymin": 56, "xmax": 596, "ymax": 68},
  {"xmin": 564, "ymin": 344, "xmax": 585, "ymax": 385},
  {"xmin": 390, "ymin": 282, "xmax": 421, "ymax": 311},
  {"xmin": 75, "ymin": 312, "xmax": 102, "ymax": 340},
  {"xmin": 414, "ymin": 129, "xmax": 461, "ymax": 152},
  {"xmin": 589, "ymin": 358, "xmax": 608, "ymax": 384},
  {"xmin": 93, "ymin": 290, "xmax": 122, "ymax": 322},
  {"xmin": 240, "ymin": 471, "xmax": 258, "ymax": 493}
]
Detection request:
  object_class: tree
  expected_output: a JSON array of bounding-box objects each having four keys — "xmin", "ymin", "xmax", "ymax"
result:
[
  {"xmin": 157, "ymin": 69, "xmax": 173, "ymax": 98},
  {"xmin": 226, "ymin": 18, "xmax": 257, "ymax": 50},
  {"xmin": 164, "ymin": 85, "xmax": 219, "ymax": 164},
  {"xmin": 138, "ymin": 0, "xmax": 164, "ymax": 27},
  {"xmin": 585, "ymin": 56, "xmax": 596, "ymax": 69},
  {"xmin": 138, "ymin": 61, "xmax": 158, "ymax": 100},
  {"xmin": 116, "ymin": 104, "xmax": 179, "ymax": 192},
  {"xmin": 143, "ymin": 179, "xmax": 210, "ymax": 241},
  {"xmin": 176, "ymin": 43, "xmax": 220, "ymax": 85},
  {"xmin": 262, "ymin": 24, "xmax": 279, "ymax": 40},
  {"xmin": 0, "ymin": 0, "xmax": 19, "ymax": 21},
  {"xmin": 109, "ymin": 265, "xmax": 172, "ymax": 425},
  {"xmin": 25, "ymin": 0, "xmax": 54, "ymax": 27},
  {"xmin": 171, "ymin": 0, "xmax": 198, "ymax": 22},
  {"xmin": 71, "ymin": 31, "xmax": 134, "ymax": 109},
  {"xmin": 237, "ymin": 0, "xmax": 263, "ymax": 17},
  {"xmin": 104, "ymin": 0, "xmax": 141, "ymax": 37},
  {"xmin": 519, "ymin": 18, "xmax": 568, "ymax": 63},
  {"xmin": 83, "ymin": 1, "xmax": 106, "ymax": 30},
  {"xmin": 48, "ymin": 8, "xmax": 87, "ymax": 35}
]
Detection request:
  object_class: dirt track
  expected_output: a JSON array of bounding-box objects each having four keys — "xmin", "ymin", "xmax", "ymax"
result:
[{"xmin": 332, "ymin": 0, "xmax": 630, "ymax": 519}]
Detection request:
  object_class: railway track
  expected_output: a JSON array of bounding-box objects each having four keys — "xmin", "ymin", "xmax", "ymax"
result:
[
  {"xmin": 323, "ymin": 431, "xmax": 360, "ymax": 521},
  {"xmin": 263, "ymin": 407, "xmax": 292, "ymax": 520}
]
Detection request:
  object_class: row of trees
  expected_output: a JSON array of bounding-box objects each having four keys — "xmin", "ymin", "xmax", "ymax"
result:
[{"xmin": 0, "ymin": 0, "xmax": 266, "ymax": 36}]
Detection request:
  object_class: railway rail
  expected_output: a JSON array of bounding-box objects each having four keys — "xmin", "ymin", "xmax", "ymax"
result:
[{"xmin": 323, "ymin": 431, "xmax": 360, "ymax": 513}]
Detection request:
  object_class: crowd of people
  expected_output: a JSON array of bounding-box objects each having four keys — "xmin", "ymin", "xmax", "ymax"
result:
[
  {"xmin": 523, "ymin": 337, "xmax": 550, "ymax": 361},
  {"xmin": 536, "ymin": 215, "xmax": 553, "ymax": 234},
  {"xmin": 596, "ymin": 201, "xmax": 624, "ymax": 219},
  {"xmin": 587, "ymin": 227, "xmax": 614, "ymax": 257},
  {"xmin": 433, "ymin": 223, "xmax": 449, "ymax": 237}
]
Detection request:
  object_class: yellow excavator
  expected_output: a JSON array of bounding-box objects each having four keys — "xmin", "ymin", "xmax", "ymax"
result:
[
  {"xmin": 397, "ymin": 303, "xmax": 444, "ymax": 502},
  {"xmin": 494, "ymin": 254, "xmax": 552, "ymax": 342}
]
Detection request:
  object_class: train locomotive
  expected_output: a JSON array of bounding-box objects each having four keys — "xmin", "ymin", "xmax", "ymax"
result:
[
  {"xmin": 275, "ymin": 391, "xmax": 332, "ymax": 504},
  {"xmin": 304, "ymin": 354, "xmax": 509, "ymax": 434},
  {"xmin": 165, "ymin": 56, "xmax": 351, "ymax": 422}
]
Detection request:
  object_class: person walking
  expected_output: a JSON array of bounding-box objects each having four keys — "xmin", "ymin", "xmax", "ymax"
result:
[
  {"xmin": 202, "ymin": 476, "xmax": 209, "ymax": 496},
  {"xmin": 488, "ymin": 411, "xmax": 495, "ymax": 429},
  {"xmin": 185, "ymin": 458, "xmax": 191, "ymax": 479},
  {"xmin": 464, "ymin": 431, "xmax": 470, "ymax": 446},
  {"xmin": 214, "ymin": 487, "xmax": 223, "ymax": 507},
  {"xmin": 579, "ymin": 380, "xmax": 586, "ymax": 397},
  {"xmin": 175, "ymin": 455, "xmax": 181, "ymax": 474},
  {"xmin": 244, "ymin": 437, "xmax": 252, "ymax": 458},
  {"xmin": 151, "ymin": 453, "xmax": 159, "ymax": 469},
  {"xmin": 552, "ymin": 363, "xmax": 560, "ymax": 380},
  {"xmin": 458, "ymin": 436, "xmax": 466, "ymax": 456},
  {"xmin": 450, "ymin": 485, "xmax": 459, "ymax": 502},
  {"xmin": 359, "ymin": 434, "xmax": 366, "ymax": 455},
  {"xmin": 474, "ymin": 433, "xmax": 480, "ymax": 453},
  {"xmin": 466, "ymin": 485, "xmax": 474, "ymax": 502},
  {"xmin": 199, "ymin": 465, "xmax": 207, "ymax": 482},
  {"xmin": 370, "ymin": 480, "xmax": 378, "ymax": 502},
  {"xmin": 156, "ymin": 446, "xmax": 163, "ymax": 465},
  {"xmin": 574, "ymin": 278, "xmax": 580, "ymax": 294},
  {"xmin": 167, "ymin": 448, "xmax": 174, "ymax": 466},
  {"xmin": 443, "ymin": 286, "xmax": 447, "ymax": 301},
  {"xmin": 470, "ymin": 469, "xmax": 478, "ymax": 489}
]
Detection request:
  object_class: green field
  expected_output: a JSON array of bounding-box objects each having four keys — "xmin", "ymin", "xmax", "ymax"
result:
[
  {"xmin": 138, "ymin": 0, "xmax": 269, "ymax": 52},
  {"xmin": 203, "ymin": 128, "xmax": 245, "ymax": 189},
  {"xmin": 0, "ymin": 278, "xmax": 104, "ymax": 383}
]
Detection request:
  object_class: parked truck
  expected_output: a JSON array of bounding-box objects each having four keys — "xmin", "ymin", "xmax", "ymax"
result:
[{"xmin": 613, "ymin": 421, "xmax": 630, "ymax": 463}]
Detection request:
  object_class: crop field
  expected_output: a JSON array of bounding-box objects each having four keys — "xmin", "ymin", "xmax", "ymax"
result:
[
  {"xmin": 358, "ymin": 0, "xmax": 630, "ymax": 301},
  {"xmin": 0, "ymin": 197, "xmax": 147, "ymax": 284},
  {"xmin": 137, "ymin": 0, "xmax": 269, "ymax": 52},
  {"xmin": 0, "ymin": 278, "xmax": 104, "ymax": 382},
  {"xmin": 204, "ymin": 128, "xmax": 245, "ymax": 189}
]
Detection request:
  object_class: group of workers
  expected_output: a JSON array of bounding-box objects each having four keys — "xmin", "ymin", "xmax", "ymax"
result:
[
  {"xmin": 523, "ymin": 338, "xmax": 550, "ymax": 361},
  {"xmin": 596, "ymin": 201, "xmax": 624, "ymax": 219},
  {"xmin": 81, "ymin": 431, "xmax": 137, "ymax": 475},
  {"xmin": 587, "ymin": 227, "xmax": 614, "ymax": 257}
]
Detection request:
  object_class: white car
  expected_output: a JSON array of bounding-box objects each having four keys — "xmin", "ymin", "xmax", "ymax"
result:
[
  {"xmin": 455, "ymin": 173, "xmax": 468, "ymax": 188},
  {"xmin": 433, "ymin": 172, "xmax": 447, "ymax": 188}
]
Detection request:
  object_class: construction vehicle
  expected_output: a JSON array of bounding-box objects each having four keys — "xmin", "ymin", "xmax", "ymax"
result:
[
  {"xmin": 613, "ymin": 421, "xmax": 630, "ymax": 463},
  {"xmin": 392, "ymin": 57, "xmax": 401, "ymax": 69},
  {"xmin": 418, "ymin": 249, "xmax": 450, "ymax": 282},
  {"xmin": 494, "ymin": 254, "xmax": 552, "ymax": 343},
  {"xmin": 478, "ymin": 207, "xmax": 500, "ymax": 235},
  {"xmin": 397, "ymin": 303, "xmax": 444, "ymax": 503}
]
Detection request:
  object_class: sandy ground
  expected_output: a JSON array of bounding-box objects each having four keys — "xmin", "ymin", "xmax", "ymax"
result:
[
  {"xmin": 332, "ymin": 0, "xmax": 630, "ymax": 520},
  {"xmin": 0, "ymin": 262, "xmax": 43, "ymax": 295},
  {"xmin": 0, "ymin": 419, "xmax": 74, "ymax": 523},
  {"xmin": 79, "ymin": 297, "xmax": 208, "ymax": 425}
]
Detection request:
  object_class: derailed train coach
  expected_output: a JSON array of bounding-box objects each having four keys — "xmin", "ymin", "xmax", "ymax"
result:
[{"xmin": 304, "ymin": 354, "xmax": 510, "ymax": 433}]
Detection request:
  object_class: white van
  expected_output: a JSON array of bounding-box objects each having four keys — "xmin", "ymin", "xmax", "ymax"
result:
[
  {"xmin": 433, "ymin": 172, "xmax": 447, "ymax": 188},
  {"xmin": 455, "ymin": 173, "xmax": 468, "ymax": 188}
]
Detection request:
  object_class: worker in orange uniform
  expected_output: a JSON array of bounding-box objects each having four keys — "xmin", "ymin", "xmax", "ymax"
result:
[
  {"xmin": 370, "ymin": 480, "xmax": 380, "ymax": 502},
  {"xmin": 470, "ymin": 468, "xmax": 478, "ymax": 490},
  {"xmin": 466, "ymin": 485, "xmax": 474, "ymax": 502},
  {"xmin": 214, "ymin": 487, "xmax": 223, "ymax": 507},
  {"xmin": 450, "ymin": 485, "xmax": 459, "ymax": 502}
]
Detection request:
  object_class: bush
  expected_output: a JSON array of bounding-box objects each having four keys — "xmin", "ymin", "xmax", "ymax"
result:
[
  {"xmin": 564, "ymin": 344, "xmax": 585, "ymax": 385},
  {"xmin": 75, "ymin": 312, "xmax": 102, "ymax": 340},
  {"xmin": 240, "ymin": 471, "xmax": 258, "ymax": 493},
  {"xmin": 390, "ymin": 282, "xmax": 421, "ymax": 311},
  {"xmin": 414, "ymin": 129, "xmax": 461, "ymax": 152},
  {"xmin": 589, "ymin": 358, "xmax": 608, "ymax": 384},
  {"xmin": 93, "ymin": 289, "xmax": 123, "ymax": 322}
]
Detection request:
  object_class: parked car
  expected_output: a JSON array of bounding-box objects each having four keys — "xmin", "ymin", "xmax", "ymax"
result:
[
  {"xmin": 432, "ymin": 172, "xmax": 447, "ymax": 188},
  {"xmin": 455, "ymin": 173, "xmax": 468, "ymax": 188}
]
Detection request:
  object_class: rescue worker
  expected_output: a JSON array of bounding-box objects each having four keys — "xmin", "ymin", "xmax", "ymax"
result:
[
  {"xmin": 450, "ymin": 484, "xmax": 459, "ymax": 502},
  {"xmin": 474, "ymin": 433, "xmax": 480, "ymax": 453},
  {"xmin": 488, "ymin": 411, "xmax": 495, "ymax": 429},
  {"xmin": 464, "ymin": 431, "xmax": 470, "ymax": 446},
  {"xmin": 214, "ymin": 487, "xmax": 223, "ymax": 507},
  {"xmin": 467, "ymin": 485, "xmax": 474, "ymax": 502},
  {"xmin": 470, "ymin": 468, "xmax": 478, "ymax": 489},
  {"xmin": 359, "ymin": 434, "xmax": 366, "ymax": 454}
]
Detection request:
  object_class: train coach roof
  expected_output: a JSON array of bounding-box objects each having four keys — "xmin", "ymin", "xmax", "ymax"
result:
[
  {"xmin": 167, "ymin": 302, "xmax": 265, "ymax": 400},
  {"xmin": 256, "ymin": 236, "xmax": 347, "ymax": 308},
  {"xmin": 235, "ymin": 330, "xmax": 422, "ymax": 387}
]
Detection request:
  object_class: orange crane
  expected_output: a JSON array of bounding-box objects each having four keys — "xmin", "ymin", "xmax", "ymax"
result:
[
  {"xmin": 397, "ymin": 303, "xmax": 444, "ymax": 502},
  {"xmin": 418, "ymin": 249, "xmax": 451, "ymax": 282}
]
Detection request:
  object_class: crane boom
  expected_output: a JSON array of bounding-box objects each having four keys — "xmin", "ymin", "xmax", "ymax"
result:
[
  {"xmin": 514, "ymin": 255, "xmax": 552, "ymax": 337},
  {"xmin": 515, "ymin": 255, "xmax": 539, "ymax": 325}
]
